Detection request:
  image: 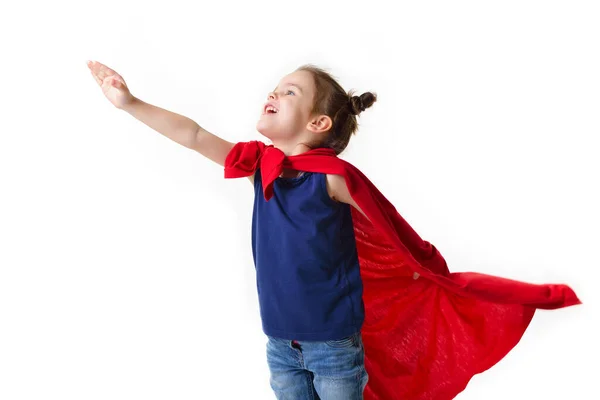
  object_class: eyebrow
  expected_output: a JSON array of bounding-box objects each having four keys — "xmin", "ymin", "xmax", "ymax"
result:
[{"xmin": 273, "ymin": 82, "xmax": 303, "ymax": 94}]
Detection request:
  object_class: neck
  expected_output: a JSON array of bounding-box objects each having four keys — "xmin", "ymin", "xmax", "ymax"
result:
[
  {"xmin": 272, "ymin": 140, "xmax": 313, "ymax": 156},
  {"xmin": 270, "ymin": 140, "xmax": 313, "ymax": 178}
]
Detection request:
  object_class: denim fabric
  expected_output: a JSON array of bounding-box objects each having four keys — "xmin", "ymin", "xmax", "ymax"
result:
[{"xmin": 266, "ymin": 331, "xmax": 369, "ymax": 399}]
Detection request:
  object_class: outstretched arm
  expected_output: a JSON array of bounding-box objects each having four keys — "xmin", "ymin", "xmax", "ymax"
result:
[{"xmin": 88, "ymin": 60, "xmax": 251, "ymax": 182}]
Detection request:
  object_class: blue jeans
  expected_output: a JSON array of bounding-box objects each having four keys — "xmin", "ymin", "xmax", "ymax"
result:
[{"xmin": 266, "ymin": 331, "xmax": 369, "ymax": 399}]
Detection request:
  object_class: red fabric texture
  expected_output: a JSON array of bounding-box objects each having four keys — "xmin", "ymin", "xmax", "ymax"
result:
[{"xmin": 224, "ymin": 140, "xmax": 581, "ymax": 399}]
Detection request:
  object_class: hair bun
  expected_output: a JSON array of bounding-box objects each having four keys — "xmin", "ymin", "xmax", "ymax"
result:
[{"xmin": 348, "ymin": 92, "xmax": 377, "ymax": 115}]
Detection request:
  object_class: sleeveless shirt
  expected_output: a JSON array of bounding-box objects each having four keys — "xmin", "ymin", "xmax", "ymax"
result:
[{"xmin": 251, "ymin": 169, "xmax": 365, "ymax": 341}]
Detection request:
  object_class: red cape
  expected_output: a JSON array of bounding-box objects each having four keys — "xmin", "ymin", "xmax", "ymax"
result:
[{"xmin": 224, "ymin": 140, "xmax": 581, "ymax": 400}]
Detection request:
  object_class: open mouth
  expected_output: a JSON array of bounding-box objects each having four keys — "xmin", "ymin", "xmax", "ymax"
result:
[{"xmin": 264, "ymin": 105, "xmax": 279, "ymax": 115}]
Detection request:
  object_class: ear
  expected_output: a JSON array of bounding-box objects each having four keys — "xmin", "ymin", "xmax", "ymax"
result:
[{"xmin": 307, "ymin": 114, "xmax": 333, "ymax": 134}]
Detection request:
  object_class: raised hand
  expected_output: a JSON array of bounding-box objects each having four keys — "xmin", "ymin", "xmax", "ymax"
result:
[{"xmin": 87, "ymin": 60, "xmax": 134, "ymax": 109}]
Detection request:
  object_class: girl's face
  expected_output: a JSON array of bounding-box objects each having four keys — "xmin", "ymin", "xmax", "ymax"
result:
[{"xmin": 256, "ymin": 70, "xmax": 317, "ymax": 142}]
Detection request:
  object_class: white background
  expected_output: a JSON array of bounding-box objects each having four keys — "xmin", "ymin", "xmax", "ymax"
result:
[{"xmin": 1, "ymin": 1, "xmax": 598, "ymax": 399}]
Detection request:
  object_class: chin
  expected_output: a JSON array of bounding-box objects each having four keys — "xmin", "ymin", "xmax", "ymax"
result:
[
  {"xmin": 256, "ymin": 120, "xmax": 277, "ymax": 141},
  {"xmin": 256, "ymin": 125, "xmax": 271, "ymax": 140},
  {"xmin": 256, "ymin": 117, "xmax": 297, "ymax": 143}
]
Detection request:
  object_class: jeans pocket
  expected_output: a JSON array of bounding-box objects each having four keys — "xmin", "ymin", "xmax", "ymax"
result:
[{"xmin": 324, "ymin": 332, "xmax": 358, "ymax": 348}]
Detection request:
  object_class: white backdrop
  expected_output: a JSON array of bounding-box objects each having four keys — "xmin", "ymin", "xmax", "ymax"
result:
[{"xmin": 1, "ymin": 1, "xmax": 598, "ymax": 399}]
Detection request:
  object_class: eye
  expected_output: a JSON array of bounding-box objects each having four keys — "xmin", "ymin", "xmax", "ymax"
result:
[{"xmin": 286, "ymin": 90, "xmax": 295, "ymax": 96}]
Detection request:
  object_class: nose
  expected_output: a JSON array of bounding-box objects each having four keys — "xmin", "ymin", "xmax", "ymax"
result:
[{"xmin": 267, "ymin": 91, "xmax": 277, "ymax": 100}]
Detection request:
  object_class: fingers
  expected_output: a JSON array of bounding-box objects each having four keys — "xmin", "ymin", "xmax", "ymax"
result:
[
  {"xmin": 87, "ymin": 61, "xmax": 102, "ymax": 86},
  {"xmin": 87, "ymin": 60, "xmax": 121, "ymax": 87},
  {"xmin": 88, "ymin": 61, "xmax": 107, "ymax": 86},
  {"xmin": 95, "ymin": 63, "xmax": 109, "ymax": 82},
  {"xmin": 89, "ymin": 69, "xmax": 103, "ymax": 86}
]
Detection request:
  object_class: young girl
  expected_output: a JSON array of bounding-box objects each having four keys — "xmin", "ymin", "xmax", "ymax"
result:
[
  {"xmin": 87, "ymin": 60, "xmax": 375, "ymax": 399},
  {"xmin": 87, "ymin": 60, "xmax": 580, "ymax": 400}
]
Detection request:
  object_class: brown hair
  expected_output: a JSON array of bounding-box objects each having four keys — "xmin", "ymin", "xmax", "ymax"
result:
[{"xmin": 296, "ymin": 64, "xmax": 377, "ymax": 155}]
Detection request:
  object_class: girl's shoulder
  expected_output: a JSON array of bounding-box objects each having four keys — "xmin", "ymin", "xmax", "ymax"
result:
[{"xmin": 325, "ymin": 174, "xmax": 368, "ymax": 220}]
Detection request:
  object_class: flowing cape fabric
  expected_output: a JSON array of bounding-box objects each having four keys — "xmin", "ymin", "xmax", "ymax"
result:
[{"xmin": 224, "ymin": 140, "xmax": 581, "ymax": 400}]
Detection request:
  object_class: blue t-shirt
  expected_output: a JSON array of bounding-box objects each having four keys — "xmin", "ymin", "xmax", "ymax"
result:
[{"xmin": 251, "ymin": 169, "xmax": 365, "ymax": 341}]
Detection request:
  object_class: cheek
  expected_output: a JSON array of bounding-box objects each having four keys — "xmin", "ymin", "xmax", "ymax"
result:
[
  {"xmin": 286, "ymin": 101, "xmax": 310, "ymax": 119},
  {"xmin": 277, "ymin": 101, "xmax": 308, "ymax": 124}
]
